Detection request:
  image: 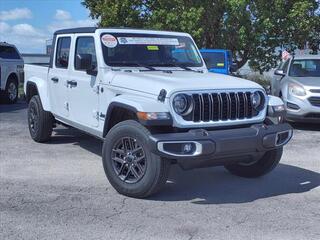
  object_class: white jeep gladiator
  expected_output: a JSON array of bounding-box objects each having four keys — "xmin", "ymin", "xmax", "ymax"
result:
[
  {"xmin": 0, "ymin": 42, "xmax": 24, "ymax": 103},
  {"xmin": 24, "ymin": 27, "xmax": 292, "ymax": 198}
]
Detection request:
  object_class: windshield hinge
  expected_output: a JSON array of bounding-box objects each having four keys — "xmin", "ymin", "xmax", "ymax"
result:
[{"xmin": 94, "ymin": 85, "xmax": 100, "ymax": 94}]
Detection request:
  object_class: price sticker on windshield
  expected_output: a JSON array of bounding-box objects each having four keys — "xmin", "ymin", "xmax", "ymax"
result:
[
  {"xmin": 117, "ymin": 37, "xmax": 179, "ymax": 46},
  {"xmin": 101, "ymin": 34, "xmax": 118, "ymax": 48}
]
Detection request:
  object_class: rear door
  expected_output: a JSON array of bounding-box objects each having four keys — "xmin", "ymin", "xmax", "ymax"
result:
[
  {"xmin": 48, "ymin": 35, "xmax": 72, "ymax": 118},
  {"xmin": 68, "ymin": 35, "xmax": 99, "ymax": 127}
]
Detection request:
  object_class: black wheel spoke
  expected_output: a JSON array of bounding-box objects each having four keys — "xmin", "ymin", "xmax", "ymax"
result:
[
  {"xmin": 135, "ymin": 155, "xmax": 145, "ymax": 163},
  {"xmin": 112, "ymin": 156, "xmax": 125, "ymax": 164},
  {"xmin": 118, "ymin": 163, "xmax": 126, "ymax": 176},
  {"xmin": 130, "ymin": 166, "xmax": 140, "ymax": 179},
  {"xmin": 132, "ymin": 146, "xmax": 143, "ymax": 154},
  {"xmin": 122, "ymin": 138, "xmax": 129, "ymax": 153},
  {"xmin": 112, "ymin": 149, "xmax": 125, "ymax": 156},
  {"xmin": 124, "ymin": 169, "xmax": 131, "ymax": 180},
  {"xmin": 134, "ymin": 162, "xmax": 144, "ymax": 174}
]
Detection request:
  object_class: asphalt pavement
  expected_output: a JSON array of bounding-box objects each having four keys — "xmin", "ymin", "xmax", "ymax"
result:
[{"xmin": 0, "ymin": 102, "xmax": 319, "ymax": 240}]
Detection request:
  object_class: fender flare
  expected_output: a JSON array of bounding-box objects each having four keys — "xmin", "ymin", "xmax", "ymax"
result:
[
  {"xmin": 25, "ymin": 79, "xmax": 51, "ymax": 111},
  {"xmin": 102, "ymin": 95, "xmax": 172, "ymax": 137},
  {"xmin": 102, "ymin": 102, "xmax": 138, "ymax": 137}
]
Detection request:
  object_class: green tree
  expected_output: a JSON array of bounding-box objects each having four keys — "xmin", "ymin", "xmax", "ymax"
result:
[{"xmin": 82, "ymin": 0, "xmax": 320, "ymax": 72}]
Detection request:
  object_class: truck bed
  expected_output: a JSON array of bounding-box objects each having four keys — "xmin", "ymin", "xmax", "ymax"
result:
[{"xmin": 24, "ymin": 64, "xmax": 49, "ymax": 93}]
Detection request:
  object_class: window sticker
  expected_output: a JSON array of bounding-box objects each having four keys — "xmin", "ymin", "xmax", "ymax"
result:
[
  {"xmin": 117, "ymin": 37, "xmax": 179, "ymax": 46},
  {"xmin": 176, "ymin": 42, "xmax": 186, "ymax": 49},
  {"xmin": 101, "ymin": 34, "xmax": 118, "ymax": 48},
  {"xmin": 147, "ymin": 46, "xmax": 159, "ymax": 51}
]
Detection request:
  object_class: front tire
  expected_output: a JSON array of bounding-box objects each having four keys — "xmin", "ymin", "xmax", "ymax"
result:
[
  {"xmin": 4, "ymin": 77, "xmax": 18, "ymax": 104},
  {"xmin": 224, "ymin": 148, "xmax": 283, "ymax": 178},
  {"xmin": 102, "ymin": 120, "xmax": 170, "ymax": 198},
  {"xmin": 28, "ymin": 95, "xmax": 53, "ymax": 142}
]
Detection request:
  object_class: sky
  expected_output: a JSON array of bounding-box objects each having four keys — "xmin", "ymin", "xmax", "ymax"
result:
[{"xmin": 0, "ymin": 0, "xmax": 98, "ymax": 53}]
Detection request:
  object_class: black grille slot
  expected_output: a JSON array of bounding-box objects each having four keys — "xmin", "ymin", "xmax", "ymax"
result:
[
  {"xmin": 202, "ymin": 93, "xmax": 210, "ymax": 122},
  {"xmin": 229, "ymin": 93, "xmax": 237, "ymax": 120},
  {"xmin": 237, "ymin": 92, "xmax": 245, "ymax": 119},
  {"xmin": 246, "ymin": 92, "xmax": 253, "ymax": 118},
  {"xmin": 220, "ymin": 93, "xmax": 228, "ymax": 120},
  {"xmin": 310, "ymin": 89, "xmax": 320, "ymax": 93},
  {"xmin": 186, "ymin": 91, "xmax": 260, "ymax": 123},
  {"xmin": 309, "ymin": 97, "xmax": 320, "ymax": 107},
  {"xmin": 211, "ymin": 93, "xmax": 220, "ymax": 121},
  {"xmin": 192, "ymin": 94, "xmax": 201, "ymax": 122}
]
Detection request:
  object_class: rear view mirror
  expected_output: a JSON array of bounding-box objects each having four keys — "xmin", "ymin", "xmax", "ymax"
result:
[{"xmin": 274, "ymin": 69, "xmax": 285, "ymax": 76}]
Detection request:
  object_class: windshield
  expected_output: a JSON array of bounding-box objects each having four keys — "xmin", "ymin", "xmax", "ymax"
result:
[
  {"xmin": 201, "ymin": 52, "xmax": 226, "ymax": 69},
  {"xmin": 101, "ymin": 33, "xmax": 203, "ymax": 68},
  {"xmin": 289, "ymin": 59, "xmax": 320, "ymax": 77}
]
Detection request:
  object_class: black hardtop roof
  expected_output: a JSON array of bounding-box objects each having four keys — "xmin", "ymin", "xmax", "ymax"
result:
[{"xmin": 54, "ymin": 27, "xmax": 97, "ymax": 35}]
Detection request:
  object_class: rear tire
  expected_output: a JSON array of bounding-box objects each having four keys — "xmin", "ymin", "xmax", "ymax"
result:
[
  {"xmin": 225, "ymin": 148, "xmax": 283, "ymax": 178},
  {"xmin": 102, "ymin": 120, "xmax": 170, "ymax": 198},
  {"xmin": 28, "ymin": 95, "xmax": 53, "ymax": 142},
  {"xmin": 4, "ymin": 77, "xmax": 18, "ymax": 104}
]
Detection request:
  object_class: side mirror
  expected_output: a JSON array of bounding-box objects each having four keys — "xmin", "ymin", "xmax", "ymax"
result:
[
  {"xmin": 86, "ymin": 68, "xmax": 98, "ymax": 77},
  {"xmin": 230, "ymin": 62, "xmax": 238, "ymax": 73},
  {"xmin": 274, "ymin": 69, "xmax": 285, "ymax": 76}
]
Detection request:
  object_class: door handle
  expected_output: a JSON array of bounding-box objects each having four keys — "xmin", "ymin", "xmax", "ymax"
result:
[
  {"xmin": 67, "ymin": 80, "xmax": 77, "ymax": 88},
  {"xmin": 51, "ymin": 77, "xmax": 59, "ymax": 83}
]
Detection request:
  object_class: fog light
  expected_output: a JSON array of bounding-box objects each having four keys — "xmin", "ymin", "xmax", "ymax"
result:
[
  {"xmin": 287, "ymin": 102, "xmax": 300, "ymax": 110},
  {"xmin": 182, "ymin": 143, "xmax": 193, "ymax": 154},
  {"xmin": 157, "ymin": 141, "xmax": 202, "ymax": 156}
]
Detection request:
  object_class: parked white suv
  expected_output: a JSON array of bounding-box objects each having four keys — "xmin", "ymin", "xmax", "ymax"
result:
[
  {"xmin": 24, "ymin": 27, "xmax": 292, "ymax": 198},
  {"xmin": 0, "ymin": 42, "xmax": 24, "ymax": 103}
]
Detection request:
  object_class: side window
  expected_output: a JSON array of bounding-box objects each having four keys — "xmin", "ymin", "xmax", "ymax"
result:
[
  {"xmin": 0, "ymin": 46, "xmax": 21, "ymax": 59},
  {"xmin": 74, "ymin": 37, "xmax": 97, "ymax": 71},
  {"xmin": 282, "ymin": 60, "xmax": 290, "ymax": 73},
  {"xmin": 55, "ymin": 37, "xmax": 71, "ymax": 69}
]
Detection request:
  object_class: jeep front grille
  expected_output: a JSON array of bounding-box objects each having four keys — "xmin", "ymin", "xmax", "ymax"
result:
[{"xmin": 183, "ymin": 91, "xmax": 261, "ymax": 123}]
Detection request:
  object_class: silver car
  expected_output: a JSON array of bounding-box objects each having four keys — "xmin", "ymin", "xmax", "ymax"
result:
[{"xmin": 271, "ymin": 55, "xmax": 320, "ymax": 123}]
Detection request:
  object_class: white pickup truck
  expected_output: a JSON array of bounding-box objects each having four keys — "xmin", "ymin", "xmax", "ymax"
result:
[
  {"xmin": 24, "ymin": 27, "xmax": 292, "ymax": 198},
  {"xmin": 0, "ymin": 42, "xmax": 24, "ymax": 103}
]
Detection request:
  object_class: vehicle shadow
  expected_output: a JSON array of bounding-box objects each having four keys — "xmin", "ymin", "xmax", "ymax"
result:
[
  {"xmin": 50, "ymin": 128, "xmax": 103, "ymax": 156},
  {"xmin": 150, "ymin": 164, "xmax": 320, "ymax": 204},
  {"xmin": 0, "ymin": 101, "xmax": 27, "ymax": 113},
  {"xmin": 47, "ymin": 123, "xmax": 320, "ymax": 205},
  {"xmin": 290, "ymin": 122, "xmax": 320, "ymax": 131}
]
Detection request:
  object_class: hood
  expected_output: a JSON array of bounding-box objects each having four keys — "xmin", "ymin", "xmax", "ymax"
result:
[
  {"xmin": 110, "ymin": 70, "xmax": 263, "ymax": 96},
  {"xmin": 289, "ymin": 76, "xmax": 320, "ymax": 89}
]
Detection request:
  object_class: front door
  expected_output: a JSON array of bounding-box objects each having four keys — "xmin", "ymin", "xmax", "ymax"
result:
[
  {"xmin": 48, "ymin": 36, "xmax": 72, "ymax": 118},
  {"xmin": 68, "ymin": 36, "xmax": 99, "ymax": 127}
]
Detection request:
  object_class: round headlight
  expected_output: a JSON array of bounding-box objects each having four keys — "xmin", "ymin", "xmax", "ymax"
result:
[
  {"xmin": 251, "ymin": 91, "xmax": 264, "ymax": 110},
  {"xmin": 173, "ymin": 94, "xmax": 192, "ymax": 116}
]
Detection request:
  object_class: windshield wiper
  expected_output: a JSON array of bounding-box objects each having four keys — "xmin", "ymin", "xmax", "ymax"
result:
[
  {"xmin": 109, "ymin": 61, "xmax": 157, "ymax": 71},
  {"xmin": 161, "ymin": 62, "xmax": 203, "ymax": 73}
]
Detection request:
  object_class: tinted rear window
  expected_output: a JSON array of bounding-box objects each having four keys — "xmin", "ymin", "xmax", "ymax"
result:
[
  {"xmin": 55, "ymin": 37, "xmax": 71, "ymax": 69},
  {"xmin": 0, "ymin": 46, "xmax": 21, "ymax": 59}
]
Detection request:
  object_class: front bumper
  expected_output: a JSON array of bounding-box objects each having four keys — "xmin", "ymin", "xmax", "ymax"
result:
[
  {"xmin": 149, "ymin": 123, "xmax": 292, "ymax": 169},
  {"xmin": 285, "ymin": 94, "xmax": 320, "ymax": 123}
]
